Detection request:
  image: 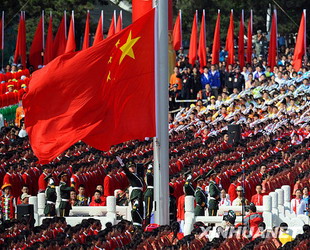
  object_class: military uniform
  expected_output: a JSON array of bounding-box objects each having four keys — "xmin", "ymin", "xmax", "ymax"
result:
[
  {"xmin": 131, "ymin": 202, "xmax": 143, "ymax": 228},
  {"xmin": 44, "ymin": 184, "xmax": 57, "ymax": 216},
  {"xmin": 122, "ymin": 164, "xmax": 144, "ymax": 202},
  {"xmin": 59, "ymin": 180, "xmax": 75, "ymax": 216},
  {"xmin": 208, "ymin": 180, "xmax": 220, "ymax": 216},
  {"xmin": 194, "ymin": 186, "xmax": 207, "ymax": 216},
  {"xmin": 144, "ymin": 168, "xmax": 153, "ymax": 225},
  {"xmin": 184, "ymin": 179, "xmax": 195, "ymax": 196}
]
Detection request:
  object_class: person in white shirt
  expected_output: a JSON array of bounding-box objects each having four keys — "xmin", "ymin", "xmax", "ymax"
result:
[
  {"xmin": 291, "ymin": 189, "xmax": 302, "ymax": 214},
  {"xmin": 18, "ymin": 123, "xmax": 28, "ymax": 138},
  {"xmin": 232, "ymin": 186, "xmax": 249, "ymax": 206},
  {"xmin": 219, "ymin": 189, "xmax": 231, "ymax": 206}
]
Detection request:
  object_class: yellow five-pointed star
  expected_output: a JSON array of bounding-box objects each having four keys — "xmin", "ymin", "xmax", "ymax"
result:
[
  {"xmin": 119, "ymin": 31, "xmax": 141, "ymax": 65},
  {"xmin": 108, "ymin": 56, "xmax": 113, "ymax": 64}
]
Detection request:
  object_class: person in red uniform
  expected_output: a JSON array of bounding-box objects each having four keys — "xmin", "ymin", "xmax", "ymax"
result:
[
  {"xmin": 38, "ymin": 165, "xmax": 51, "ymax": 193},
  {"xmin": 177, "ymin": 190, "xmax": 185, "ymax": 232},
  {"xmin": 22, "ymin": 167, "xmax": 35, "ymax": 195},
  {"xmin": 251, "ymin": 184, "xmax": 265, "ymax": 206},
  {"xmin": 89, "ymin": 190, "xmax": 106, "ymax": 206},
  {"xmin": 103, "ymin": 166, "xmax": 116, "ymax": 197},
  {"xmin": 0, "ymin": 183, "xmax": 16, "ymax": 220},
  {"xmin": 244, "ymin": 203, "xmax": 264, "ymax": 237}
]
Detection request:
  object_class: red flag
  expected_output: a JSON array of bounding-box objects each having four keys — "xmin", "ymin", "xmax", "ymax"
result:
[
  {"xmin": 107, "ymin": 11, "xmax": 116, "ymax": 38},
  {"xmin": 29, "ymin": 12, "xmax": 44, "ymax": 69},
  {"xmin": 212, "ymin": 10, "xmax": 220, "ymax": 65},
  {"xmin": 82, "ymin": 11, "xmax": 90, "ymax": 50},
  {"xmin": 198, "ymin": 9, "xmax": 206, "ymax": 71},
  {"xmin": 225, "ymin": 10, "xmax": 234, "ymax": 66},
  {"xmin": 293, "ymin": 10, "xmax": 306, "ymax": 71},
  {"xmin": 53, "ymin": 12, "xmax": 67, "ymax": 57},
  {"xmin": 44, "ymin": 13, "xmax": 54, "ymax": 65},
  {"xmin": 116, "ymin": 11, "xmax": 123, "ymax": 33},
  {"xmin": 188, "ymin": 11, "xmax": 198, "ymax": 66},
  {"xmin": 172, "ymin": 10, "xmax": 182, "ymax": 51},
  {"xmin": 0, "ymin": 11, "xmax": 4, "ymax": 50},
  {"xmin": 246, "ymin": 10, "xmax": 253, "ymax": 64},
  {"xmin": 132, "ymin": 0, "xmax": 152, "ymax": 22},
  {"xmin": 268, "ymin": 10, "xmax": 277, "ymax": 71},
  {"xmin": 14, "ymin": 12, "xmax": 26, "ymax": 67},
  {"xmin": 238, "ymin": 10, "xmax": 245, "ymax": 68},
  {"xmin": 23, "ymin": 9, "xmax": 156, "ymax": 163},
  {"xmin": 93, "ymin": 10, "xmax": 104, "ymax": 46},
  {"xmin": 65, "ymin": 11, "xmax": 76, "ymax": 53}
]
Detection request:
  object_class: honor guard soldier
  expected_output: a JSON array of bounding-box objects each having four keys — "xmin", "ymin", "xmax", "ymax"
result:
[
  {"xmin": 44, "ymin": 175, "xmax": 57, "ymax": 217},
  {"xmin": 207, "ymin": 169, "xmax": 221, "ymax": 216},
  {"xmin": 144, "ymin": 165, "xmax": 153, "ymax": 225},
  {"xmin": 184, "ymin": 174, "xmax": 195, "ymax": 196},
  {"xmin": 131, "ymin": 200, "xmax": 143, "ymax": 229},
  {"xmin": 59, "ymin": 171, "xmax": 75, "ymax": 216},
  {"xmin": 194, "ymin": 176, "xmax": 207, "ymax": 216}
]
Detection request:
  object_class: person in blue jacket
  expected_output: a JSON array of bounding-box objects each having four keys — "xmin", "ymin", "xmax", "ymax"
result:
[{"xmin": 209, "ymin": 64, "xmax": 221, "ymax": 97}]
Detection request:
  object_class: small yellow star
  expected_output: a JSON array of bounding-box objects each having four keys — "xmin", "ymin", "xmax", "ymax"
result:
[
  {"xmin": 115, "ymin": 39, "xmax": 120, "ymax": 48},
  {"xmin": 119, "ymin": 31, "xmax": 141, "ymax": 65},
  {"xmin": 106, "ymin": 71, "xmax": 111, "ymax": 82},
  {"xmin": 108, "ymin": 57, "xmax": 112, "ymax": 64}
]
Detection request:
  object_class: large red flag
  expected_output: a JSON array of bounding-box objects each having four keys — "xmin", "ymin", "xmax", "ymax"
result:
[
  {"xmin": 172, "ymin": 10, "xmax": 182, "ymax": 51},
  {"xmin": 82, "ymin": 11, "xmax": 90, "ymax": 50},
  {"xmin": 115, "ymin": 11, "xmax": 123, "ymax": 33},
  {"xmin": 53, "ymin": 12, "xmax": 67, "ymax": 57},
  {"xmin": 132, "ymin": 0, "xmax": 152, "ymax": 22},
  {"xmin": 0, "ymin": 11, "xmax": 4, "ymax": 50},
  {"xmin": 212, "ymin": 10, "xmax": 220, "ymax": 65},
  {"xmin": 23, "ymin": 9, "xmax": 156, "ymax": 163},
  {"xmin": 107, "ymin": 11, "xmax": 116, "ymax": 38},
  {"xmin": 225, "ymin": 10, "xmax": 234, "ymax": 66},
  {"xmin": 238, "ymin": 10, "xmax": 245, "ymax": 68},
  {"xmin": 44, "ymin": 13, "xmax": 54, "ymax": 65},
  {"xmin": 29, "ymin": 12, "xmax": 44, "ymax": 69},
  {"xmin": 198, "ymin": 9, "xmax": 206, "ymax": 71},
  {"xmin": 93, "ymin": 10, "xmax": 104, "ymax": 46},
  {"xmin": 14, "ymin": 12, "xmax": 26, "ymax": 67},
  {"xmin": 268, "ymin": 10, "xmax": 277, "ymax": 71},
  {"xmin": 65, "ymin": 11, "xmax": 76, "ymax": 53},
  {"xmin": 246, "ymin": 10, "xmax": 253, "ymax": 64},
  {"xmin": 188, "ymin": 11, "xmax": 198, "ymax": 66},
  {"xmin": 293, "ymin": 10, "xmax": 306, "ymax": 71}
]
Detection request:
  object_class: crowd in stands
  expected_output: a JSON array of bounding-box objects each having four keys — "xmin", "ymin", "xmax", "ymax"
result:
[{"xmin": 1, "ymin": 34, "xmax": 310, "ymax": 248}]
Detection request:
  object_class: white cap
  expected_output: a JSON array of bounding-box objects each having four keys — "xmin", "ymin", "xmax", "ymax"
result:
[{"xmin": 21, "ymin": 193, "xmax": 30, "ymax": 200}]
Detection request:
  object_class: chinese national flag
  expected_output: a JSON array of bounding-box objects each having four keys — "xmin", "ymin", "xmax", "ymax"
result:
[
  {"xmin": 293, "ymin": 10, "xmax": 306, "ymax": 71},
  {"xmin": 188, "ymin": 11, "xmax": 198, "ymax": 66},
  {"xmin": 225, "ymin": 10, "xmax": 234, "ymax": 66},
  {"xmin": 29, "ymin": 14, "xmax": 44, "ymax": 69},
  {"xmin": 23, "ymin": 9, "xmax": 156, "ymax": 163}
]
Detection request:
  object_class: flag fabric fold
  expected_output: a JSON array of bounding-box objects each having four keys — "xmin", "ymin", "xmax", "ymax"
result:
[
  {"xmin": 211, "ymin": 10, "xmax": 220, "ymax": 65},
  {"xmin": 172, "ymin": 10, "xmax": 182, "ymax": 51},
  {"xmin": 188, "ymin": 11, "xmax": 198, "ymax": 66},
  {"xmin": 246, "ymin": 10, "xmax": 253, "ymax": 64},
  {"xmin": 44, "ymin": 13, "xmax": 54, "ymax": 65},
  {"xmin": 225, "ymin": 10, "xmax": 234, "ymax": 66},
  {"xmin": 23, "ymin": 9, "xmax": 156, "ymax": 163},
  {"xmin": 293, "ymin": 10, "xmax": 306, "ymax": 71},
  {"xmin": 65, "ymin": 11, "xmax": 76, "ymax": 53},
  {"xmin": 268, "ymin": 10, "xmax": 277, "ymax": 71},
  {"xmin": 29, "ymin": 13, "xmax": 44, "ymax": 69},
  {"xmin": 198, "ymin": 10, "xmax": 206, "ymax": 71},
  {"xmin": 82, "ymin": 11, "xmax": 90, "ymax": 50},
  {"xmin": 238, "ymin": 10, "xmax": 245, "ymax": 68},
  {"xmin": 93, "ymin": 11, "xmax": 104, "ymax": 46},
  {"xmin": 107, "ymin": 11, "xmax": 116, "ymax": 38},
  {"xmin": 53, "ymin": 13, "xmax": 67, "ymax": 57}
]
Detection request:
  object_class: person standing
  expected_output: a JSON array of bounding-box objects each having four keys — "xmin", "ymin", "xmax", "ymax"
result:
[
  {"xmin": 144, "ymin": 165, "xmax": 154, "ymax": 225},
  {"xmin": 59, "ymin": 172, "xmax": 75, "ymax": 217},
  {"xmin": 209, "ymin": 64, "xmax": 221, "ymax": 97},
  {"xmin": 131, "ymin": 200, "xmax": 143, "ymax": 229},
  {"xmin": 194, "ymin": 176, "xmax": 207, "ymax": 216},
  {"xmin": 44, "ymin": 175, "xmax": 57, "ymax": 217},
  {"xmin": 0, "ymin": 184, "xmax": 16, "ymax": 220},
  {"xmin": 208, "ymin": 170, "xmax": 220, "ymax": 216}
]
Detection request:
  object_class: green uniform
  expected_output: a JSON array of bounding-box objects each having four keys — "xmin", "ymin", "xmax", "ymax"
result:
[
  {"xmin": 59, "ymin": 181, "xmax": 75, "ymax": 216},
  {"xmin": 144, "ymin": 170, "xmax": 153, "ymax": 225},
  {"xmin": 184, "ymin": 180, "xmax": 195, "ymax": 196},
  {"xmin": 44, "ymin": 185, "xmax": 57, "ymax": 216},
  {"xmin": 169, "ymin": 194, "xmax": 177, "ymax": 223},
  {"xmin": 208, "ymin": 180, "xmax": 220, "ymax": 216},
  {"xmin": 131, "ymin": 206, "xmax": 143, "ymax": 228},
  {"xmin": 194, "ymin": 187, "xmax": 207, "ymax": 216}
]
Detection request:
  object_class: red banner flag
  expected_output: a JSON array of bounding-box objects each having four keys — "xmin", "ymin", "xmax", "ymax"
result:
[
  {"xmin": 172, "ymin": 10, "xmax": 182, "ymax": 51},
  {"xmin": 23, "ymin": 9, "xmax": 156, "ymax": 163},
  {"xmin": 246, "ymin": 10, "xmax": 253, "ymax": 64},
  {"xmin": 44, "ymin": 13, "xmax": 54, "ymax": 65},
  {"xmin": 225, "ymin": 10, "xmax": 234, "ymax": 66},
  {"xmin": 293, "ymin": 10, "xmax": 306, "ymax": 71},
  {"xmin": 93, "ymin": 10, "xmax": 104, "ymax": 46},
  {"xmin": 198, "ymin": 9, "xmax": 206, "ymax": 71},
  {"xmin": 14, "ymin": 12, "xmax": 27, "ymax": 67},
  {"xmin": 82, "ymin": 11, "xmax": 90, "ymax": 50},
  {"xmin": 29, "ymin": 12, "xmax": 44, "ymax": 69},
  {"xmin": 212, "ymin": 10, "xmax": 220, "ymax": 65},
  {"xmin": 116, "ymin": 11, "xmax": 123, "ymax": 33},
  {"xmin": 188, "ymin": 11, "xmax": 198, "ymax": 66},
  {"xmin": 268, "ymin": 10, "xmax": 277, "ymax": 71},
  {"xmin": 107, "ymin": 11, "xmax": 116, "ymax": 38},
  {"xmin": 238, "ymin": 10, "xmax": 245, "ymax": 68},
  {"xmin": 53, "ymin": 12, "xmax": 67, "ymax": 57},
  {"xmin": 65, "ymin": 11, "xmax": 76, "ymax": 53},
  {"xmin": 0, "ymin": 11, "xmax": 4, "ymax": 50}
]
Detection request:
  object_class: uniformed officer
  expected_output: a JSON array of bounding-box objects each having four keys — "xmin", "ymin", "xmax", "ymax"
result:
[
  {"xmin": 207, "ymin": 169, "xmax": 221, "ymax": 216},
  {"xmin": 59, "ymin": 171, "xmax": 75, "ymax": 217},
  {"xmin": 194, "ymin": 176, "xmax": 207, "ymax": 216},
  {"xmin": 144, "ymin": 165, "xmax": 153, "ymax": 225},
  {"xmin": 184, "ymin": 174, "xmax": 195, "ymax": 196},
  {"xmin": 44, "ymin": 175, "xmax": 57, "ymax": 217},
  {"xmin": 131, "ymin": 200, "xmax": 143, "ymax": 229}
]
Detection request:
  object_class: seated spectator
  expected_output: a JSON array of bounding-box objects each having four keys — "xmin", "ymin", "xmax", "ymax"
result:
[
  {"xmin": 278, "ymin": 222, "xmax": 293, "ymax": 246},
  {"xmin": 89, "ymin": 190, "xmax": 106, "ymax": 206}
]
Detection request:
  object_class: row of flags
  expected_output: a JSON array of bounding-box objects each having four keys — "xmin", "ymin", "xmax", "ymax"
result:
[
  {"xmin": 0, "ymin": 10, "xmax": 123, "ymax": 69},
  {"xmin": 172, "ymin": 9, "xmax": 307, "ymax": 72}
]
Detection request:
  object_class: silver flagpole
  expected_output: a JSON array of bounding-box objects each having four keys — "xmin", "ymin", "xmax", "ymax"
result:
[{"xmin": 153, "ymin": 0, "xmax": 169, "ymax": 225}]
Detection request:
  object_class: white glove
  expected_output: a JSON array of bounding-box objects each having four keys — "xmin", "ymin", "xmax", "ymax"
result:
[
  {"xmin": 49, "ymin": 179, "xmax": 54, "ymax": 185},
  {"xmin": 186, "ymin": 175, "xmax": 192, "ymax": 181},
  {"xmin": 70, "ymin": 177, "xmax": 75, "ymax": 183}
]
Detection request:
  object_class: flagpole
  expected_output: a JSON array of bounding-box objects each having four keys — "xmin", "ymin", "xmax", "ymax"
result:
[
  {"xmin": 179, "ymin": 10, "xmax": 182, "ymax": 49},
  {"xmin": 1, "ymin": 11, "xmax": 4, "ymax": 70},
  {"xmin": 303, "ymin": 9, "xmax": 307, "ymax": 65},
  {"xmin": 153, "ymin": 0, "xmax": 169, "ymax": 225},
  {"xmin": 42, "ymin": 10, "xmax": 45, "ymax": 65}
]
